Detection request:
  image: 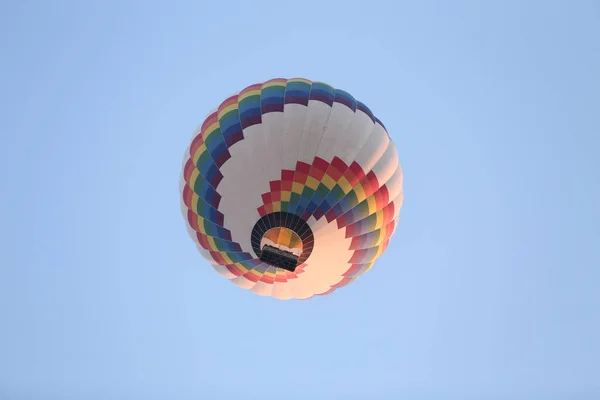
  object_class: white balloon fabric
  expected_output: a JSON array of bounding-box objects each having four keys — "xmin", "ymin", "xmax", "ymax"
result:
[{"xmin": 180, "ymin": 78, "xmax": 403, "ymax": 299}]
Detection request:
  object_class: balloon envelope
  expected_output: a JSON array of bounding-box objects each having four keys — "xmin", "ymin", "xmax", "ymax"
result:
[{"xmin": 180, "ymin": 78, "xmax": 403, "ymax": 299}]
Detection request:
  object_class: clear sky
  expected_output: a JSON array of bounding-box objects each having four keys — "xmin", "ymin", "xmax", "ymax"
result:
[{"xmin": 1, "ymin": 1, "xmax": 599, "ymax": 399}]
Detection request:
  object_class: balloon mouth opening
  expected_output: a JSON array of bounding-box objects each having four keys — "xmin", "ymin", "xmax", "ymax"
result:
[
  {"xmin": 260, "ymin": 228, "xmax": 303, "ymax": 256},
  {"xmin": 251, "ymin": 211, "xmax": 315, "ymax": 272}
]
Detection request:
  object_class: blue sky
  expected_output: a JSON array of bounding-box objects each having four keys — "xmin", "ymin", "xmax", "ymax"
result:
[{"xmin": 1, "ymin": 1, "xmax": 599, "ymax": 398}]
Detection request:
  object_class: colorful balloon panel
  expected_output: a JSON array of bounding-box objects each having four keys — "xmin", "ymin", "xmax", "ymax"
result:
[{"xmin": 180, "ymin": 78, "xmax": 403, "ymax": 299}]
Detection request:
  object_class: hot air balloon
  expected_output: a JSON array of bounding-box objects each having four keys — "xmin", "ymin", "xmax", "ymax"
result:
[{"xmin": 180, "ymin": 78, "xmax": 403, "ymax": 299}]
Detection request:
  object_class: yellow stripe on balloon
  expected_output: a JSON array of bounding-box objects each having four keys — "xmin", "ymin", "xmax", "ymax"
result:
[
  {"xmin": 221, "ymin": 253, "xmax": 233, "ymax": 265},
  {"xmin": 189, "ymin": 191, "xmax": 200, "ymax": 213},
  {"xmin": 206, "ymin": 236, "xmax": 218, "ymax": 251},
  {"xmin": 218, "ymin": 103, "xmax": 238, "ymax": 118},
  {"xmin": 305, "ymin": 176, "xmax": 319, "ymax": 190},
  {"xmin": 262, "ymin": 80, "xmax": 286, "ymax": 89},
  {"xmin": 374, "ymin": 209, "xmax": 384, "ymax": 230},
  {"xmin": 192, "ymin": 143, "xmax": 208, "ymax": 164},
  {"xmin": 188, "ymin": 168, "xmax": 200, "ymax": 191},
  {"xmin": 203, "ymin": 121, "xmax": 220, "ymax": 141},
  {"xmin": 365, "ymin": 195, "xmax": 377, "ymax": 214},
  {"xmin": 353, "ymin": 184, "xmax": 366, "ymax": 203},
  {"xmin": 361, "ymin": 261, "xmax": 376, "ymax": 274},
  {"xmin": 195, "ymin": 215, "xmax": 207, "ymax": 234},
  {"xmin": 338, "ymin": 176, "xmax": 353, "ymax": 193},
  {"xmin": 321, "ymin": 174, "xmax": 336, "ymax": 190},
  {"xmin": 288, "ymin": 77, "xmax": 312, "ymax": 85},
  {"xmin": 292, "ymin": 182, "xmax": 304, "ymax": 194},
  {"xmin": 233, "ymin": 262, "xmax": 250, "ymax": 274},
  {"xmin": 239, "ymin": 89, "xmax": 261, "ymax": 100}
]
